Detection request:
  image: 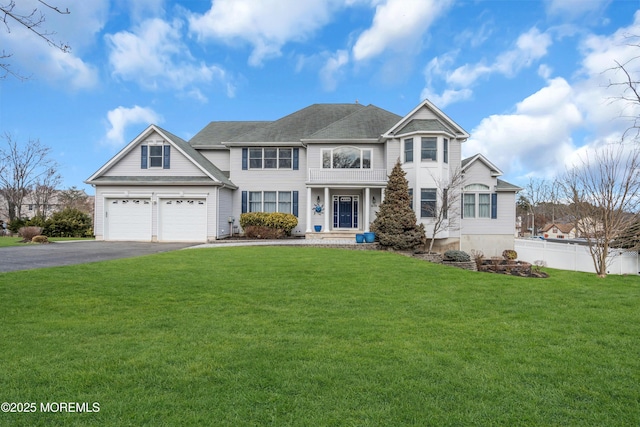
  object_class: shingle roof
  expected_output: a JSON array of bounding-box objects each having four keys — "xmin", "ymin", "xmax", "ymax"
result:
[
  {"xmin": 496, "ymin": 178, "xmax": 523, "ymax": 192},
  {"xmin": 395, "ymin": 119, "xmax": 453, "ymax": 135},
  {"xmin": 307, "ymin": 105, "xmax": 402, "ymax": 140},
  {"xmin": 229, "ymin": 103, "xmax": 366, "ymax": 142},
  {"xmin": 155, "ymin": 125, "xmax": 236, "ymax": 188},
  {"xmin": 189, "ymin": 121, "xmax": 271, "ymax": 147}
]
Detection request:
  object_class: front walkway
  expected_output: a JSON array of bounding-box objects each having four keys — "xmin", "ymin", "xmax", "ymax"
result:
[{"xmin": 189, "ymin": 238, "xmax": 373, "ymax": 249}]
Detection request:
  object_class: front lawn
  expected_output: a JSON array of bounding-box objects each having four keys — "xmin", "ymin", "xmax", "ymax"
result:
[
  {"xmin": 0, "ymin": 236, "xmax": 94, "ymax": 247},
  {"xmin": 0, "ymin": 246, "xmax": 638, "ymax": 426}
]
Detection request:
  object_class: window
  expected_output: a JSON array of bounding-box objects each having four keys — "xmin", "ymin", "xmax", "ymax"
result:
[
  {"xmin": 141, "ymin": 144, "xmax": 170, "ymax": 169},
  {"xmin": 421, "ymin": 137, "xmax": 437, "ymax": 161},
  {"xmin": 443, "ymin": 138, "xmax": 449, "ymax": 164},
  {"xmin": 263, "ymin": 191, "xmax": 277, "ymax": 212},
  {"xmin": 321, "ymin": 147, "xmax": 372, "ymax": 169},
  {"xmin": 249, "ymin": 191, "xmax": 262, "ymax": 212},
  {"xmin": 478, "ymin": 194, "xmax": 490, "ymax": 218},
  {"xmin": 249, "ymin": 148, "xmax": 263, "ymax": 169},
  {"xmin": 404, "ymin": 138, "xmax": 413, "ymax": 163},
  {"xmin": 245, "ymin": 191, "xmax": 295, "ymax": 214},
  {"xmin": 264, "ymin": 149, "xmax": 278, "ymax": 169},
  {"xmin": 247, "ymin": 148, "xmax": 293, "ymax": 169},
  {"xmin": 463, "ymin": 194, "xmax": 476, "ymax": 218},
  {"xmin": 278, "ymin": 192, "xmax": 292, "ymax": 213},
  {"xmin": 279, "ymin": 148, "xmax": 292, "ymax": 168},
  {"xmin": 408, "ymin": 188, "xmax": 413, "ymax": 210},
  {"xmin": 421, "ymin": 188, "xmax": 436, "ymax": 218},
  {"xmin": 462, "ymin": 184, "xmax": 497, "ymax": 219},
  {"xmin": 149, "ymin": 146, "xmax": 163, "ymax": 167}
]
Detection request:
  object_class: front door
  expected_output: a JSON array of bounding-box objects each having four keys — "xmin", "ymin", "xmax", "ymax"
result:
[{"xmin": 334, "ymin": 196, "xmax": 359, "ymax": 229}]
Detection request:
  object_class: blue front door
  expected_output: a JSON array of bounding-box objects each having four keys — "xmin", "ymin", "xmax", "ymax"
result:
[
  {"xmin": 339, "ymin": 197, "xmax": 352, "ymax": 228},
  {"xmin": 333, "ymin": 196, "xmax": 359, "ymax": 229}
]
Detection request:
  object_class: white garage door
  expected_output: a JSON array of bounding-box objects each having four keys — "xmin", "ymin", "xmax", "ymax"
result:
[
  {"xmin": 159, "ymin": 198, "xmax": 207, "ymax": 242},
  {"xmin": 105, "ymin": 198, "xmax": 152, "ymax": 241}
]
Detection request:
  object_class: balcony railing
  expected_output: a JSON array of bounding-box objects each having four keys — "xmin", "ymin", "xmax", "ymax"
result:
[{"xmin": 308, "ymin": 168, "xmax": 388, "ymax": 184}]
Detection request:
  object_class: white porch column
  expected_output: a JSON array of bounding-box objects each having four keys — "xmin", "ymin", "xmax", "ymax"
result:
[
  {"xmin": 306, "ymin": 187, "xmax": 312, "ymax": 232},
  {"xmin": 324, "ymin": 187, "xmax": 330, "ymax": 232},
  {"xmin": 364, "ymin": 187, "xmax": 370, "ymax": 232}
]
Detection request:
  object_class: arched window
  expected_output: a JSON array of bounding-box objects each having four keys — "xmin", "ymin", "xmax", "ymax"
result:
[{"xmin": 322, "ymin": 146, "xmax": 372, "ymax": 169}]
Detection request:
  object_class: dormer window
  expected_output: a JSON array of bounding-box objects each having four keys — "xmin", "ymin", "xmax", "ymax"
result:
[
  {"xmin": 322, "ymin": 147, "xmax": 371, "ymax": 169},
  {"xmin": 141, "ymin": 143, "xmax": 170, "ymax": 169}
]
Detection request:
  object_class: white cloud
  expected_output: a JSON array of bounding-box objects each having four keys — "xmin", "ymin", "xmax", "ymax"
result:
[
  {"xmin": 463, "ymin": 77, "xmax": 582, "ymax": 179},
  {"xmin": 104, "ymin": 106, "xmax": 162, "ymax": 147},
  {"xmin": 0, "ymin": 0, "xmax": 105, "ymax": 87},
  {"xmin": 188, "ymin": 0, "xmax": 337, "ymax": 67},
  {"xmin": 423, "ymin": 27, "xmax": 552, "ymax": 108},
  {"xmin": 545, "ymin": 0, "xmax": 611, "ymax": 19},
  {"xmin": 106, "ymin": 18, "xmax": 234, "ymax": 100},
  {"xmin": 352, "ymin": 0, "xmax": 452, "ymax": 62},
  {"xmin": 319, "ymin": 50, "xmax": 350, "ymax": 91}
]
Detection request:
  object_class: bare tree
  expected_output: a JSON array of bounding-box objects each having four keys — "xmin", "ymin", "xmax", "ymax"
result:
[
  {"xmin": 562, "ymin": 143, "xmax": 640, "ymax": 277},
  {"xmin": 423, "ymin": 168, "xmax": 465, "ymax": 253},
  {"xmin": 58, "ymin": 186, "xmax": 91, "ymax": 212},
  {"xmin": 32, "ymin": 166, "xmax": 61, "ymax": 218},
  {"xmin": 1, "ymin": 0, "xmax": 71, "ymax": 79},
  {"xmin": 0, "ymin": 133, "xmax": 60, "ymax": 222}
]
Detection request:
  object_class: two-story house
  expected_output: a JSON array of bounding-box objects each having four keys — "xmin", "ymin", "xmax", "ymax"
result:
[{"xmin": 86, "ymin": 100, "xmax": 520, "ymax": 255}]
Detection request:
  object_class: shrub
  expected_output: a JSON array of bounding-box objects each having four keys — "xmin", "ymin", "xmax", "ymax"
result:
[
  {"xmin": 470, "ymin": 249, "xmax": 484, "ymax": 269},
  {"xmin": 43, "ymin": 208, "xmax": 92, "ymax": 238},
  {"xmin": 243, "ymin": 225, "xmax": 284, "ymax": 239},
  {"xmin": 31, "ymin": 235, "xmax": 49, "ymax": 244},
  {"xmin": 18, "ymin": 226, "xmax": 43, "ymax": 242},
  {"xmin": 502, "ymin": 249, "xmax": 518, "ymax": 261},
  {"xmin": 443, "ymin": 250, "xmax": 471, "ymax": 262},
  {"xmin": 239, "ymin": 212, "xmax": 298, "ymax": 237},
  {"xmin": 8, "ymin": 218, "xmax": 27, "ymax": 234}
]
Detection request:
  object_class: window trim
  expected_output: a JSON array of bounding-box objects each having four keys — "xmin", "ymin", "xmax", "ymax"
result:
[
  {"xmin": 246, "ymin": 191, "xmax": 295, "ymax": 214},
  {"xmin": 321, "ymin": 146, "xmax": 372, "ymax": 169},
  {"xmin": 421, "ymin": 137, "xmax": 437, "ymax": 162},
  {"xmin": 247, "ymin": 148, "xmax": 294, "ymax": 170},
  {"xmin": 404, "ymin": 138, "xmax": 413, "ymax": 163},
  {"xmin": 420, "ymin": 188, "xmax": 437, "ymax": 218}
]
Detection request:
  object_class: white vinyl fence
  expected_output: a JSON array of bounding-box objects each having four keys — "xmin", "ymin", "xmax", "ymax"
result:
[{"xmin": 515, "ymin": 239, "xmax": 639, "ymax": 275}]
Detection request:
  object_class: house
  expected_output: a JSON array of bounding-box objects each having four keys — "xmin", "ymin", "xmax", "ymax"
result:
[
  {"xmin": 541, "ymin": 222, "xmax": 576, "ymax": 239},
  {"xmin": 85, "ymin": 100, "xmax": 521, "ymax": 254}
]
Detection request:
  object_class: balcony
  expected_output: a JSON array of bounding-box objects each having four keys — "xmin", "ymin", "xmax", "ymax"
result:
[{"xmin": 308, "ymin": 168, "xmax": 388, "ymax": 184}]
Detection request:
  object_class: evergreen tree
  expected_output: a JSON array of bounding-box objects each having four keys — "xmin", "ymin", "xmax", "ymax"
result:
[{"xmin": 371, "ymin": 160, "xmax": 425, "ymax": 250}]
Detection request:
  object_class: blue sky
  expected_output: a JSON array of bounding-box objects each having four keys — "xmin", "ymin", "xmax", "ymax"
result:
[{"xmin": 1, "ymin": 0, "xmax": 639, "ymax": 194}]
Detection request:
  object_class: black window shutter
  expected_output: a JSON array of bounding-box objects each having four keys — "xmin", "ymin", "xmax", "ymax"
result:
[
  {"xmin": 292, "ymin": 191, "xmax": 299, "ymax": 216},
  {"xmin": 241, "ymin": 191, "xmax": 248, "ymax": 213},
  {"xmin": 460, "ymin": 196, "xmax": 464, "ymax": 219},
  {"xmin": 141, "ymin": 145, "xmax": 148, "ymax": 169},
  {"xmin": 293, "ymin": 148, "xmax": 299, "ymax": 170},
  {"xmin": 163, "ymin": 145, "xmax": 170, "ymax": 169},
  {"xmin": 242, "ymin": 148, "xmax": 248, "ymax": 170},
  {"xmin": 491, "ymin": 193, "xmax": 498, "ymax": 219}
]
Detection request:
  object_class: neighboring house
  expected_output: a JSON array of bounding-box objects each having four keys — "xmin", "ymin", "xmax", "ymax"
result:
[
  {"xmin": 541, "ymin": 222, "xmax": 576, "ymax": 239},
  {"xmin": 0, "ymin": 190, "xmax": 95, "ymax": 224},
  {"xmin": 85, "ymin": 100, "xmax": 521, "ymax": 254}
]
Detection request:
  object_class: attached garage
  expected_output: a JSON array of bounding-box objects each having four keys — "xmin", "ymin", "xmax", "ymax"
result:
[
  {"xmin": 105, "ymin": 198, "xmax": 152, "ymax": 241},
  {"xmin": 158, "ymin": 198, "xmax": 207, "ymax": 242}
]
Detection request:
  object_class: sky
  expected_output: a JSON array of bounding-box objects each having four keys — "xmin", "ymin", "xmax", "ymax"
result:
[{"xmin": 1, "ymin": 0, "xmax": 640, "ymax": 195}]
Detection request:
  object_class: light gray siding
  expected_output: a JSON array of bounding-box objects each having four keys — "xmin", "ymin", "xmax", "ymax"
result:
[
  {"xmin": 199, "ymin": 149, "xmax": 230, "ymax": 172},
  {"xmin": 105, "ymin": 134, "xmax": 206, "ymax": 177}
]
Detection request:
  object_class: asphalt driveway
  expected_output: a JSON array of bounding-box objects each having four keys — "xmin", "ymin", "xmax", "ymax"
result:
[{"xmin": 0, "ymin": 241, "xmax": 196, "ymax": 273}]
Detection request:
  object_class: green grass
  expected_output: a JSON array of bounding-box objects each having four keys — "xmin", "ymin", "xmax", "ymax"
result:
[
  {"xmin": 1, "ymin": 247, "xmax": 639, "ymax": 426},
  {"xmin": 0, "ymin": 236, "xmax": 94, "ymax": 247}
]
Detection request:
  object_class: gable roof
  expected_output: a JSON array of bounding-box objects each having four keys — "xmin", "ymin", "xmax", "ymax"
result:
[
  {"xmin": 189, "ymin": 121, "xmax": 271, "ymax": 148},
  {"xmin": 462, "ymin": 153, "xmax": 503, "ymax": 177},
  {"xmin": 85, "ymin": 125, "xmax": 236, "ymax": 188},
  {"xmin": 305, "ymin": 104, "xmax": 402, "ymax": 141},
  {"xmin": 383, "ymin": 99, "xmax": 469, "ymax": 140},
  {"xmin": 227, "ymin": 103, "xmax": 366, "ymax": 143},
  {"xmin": 541, "ymin": 222, "xmax": 575, "ymax": 233}
]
